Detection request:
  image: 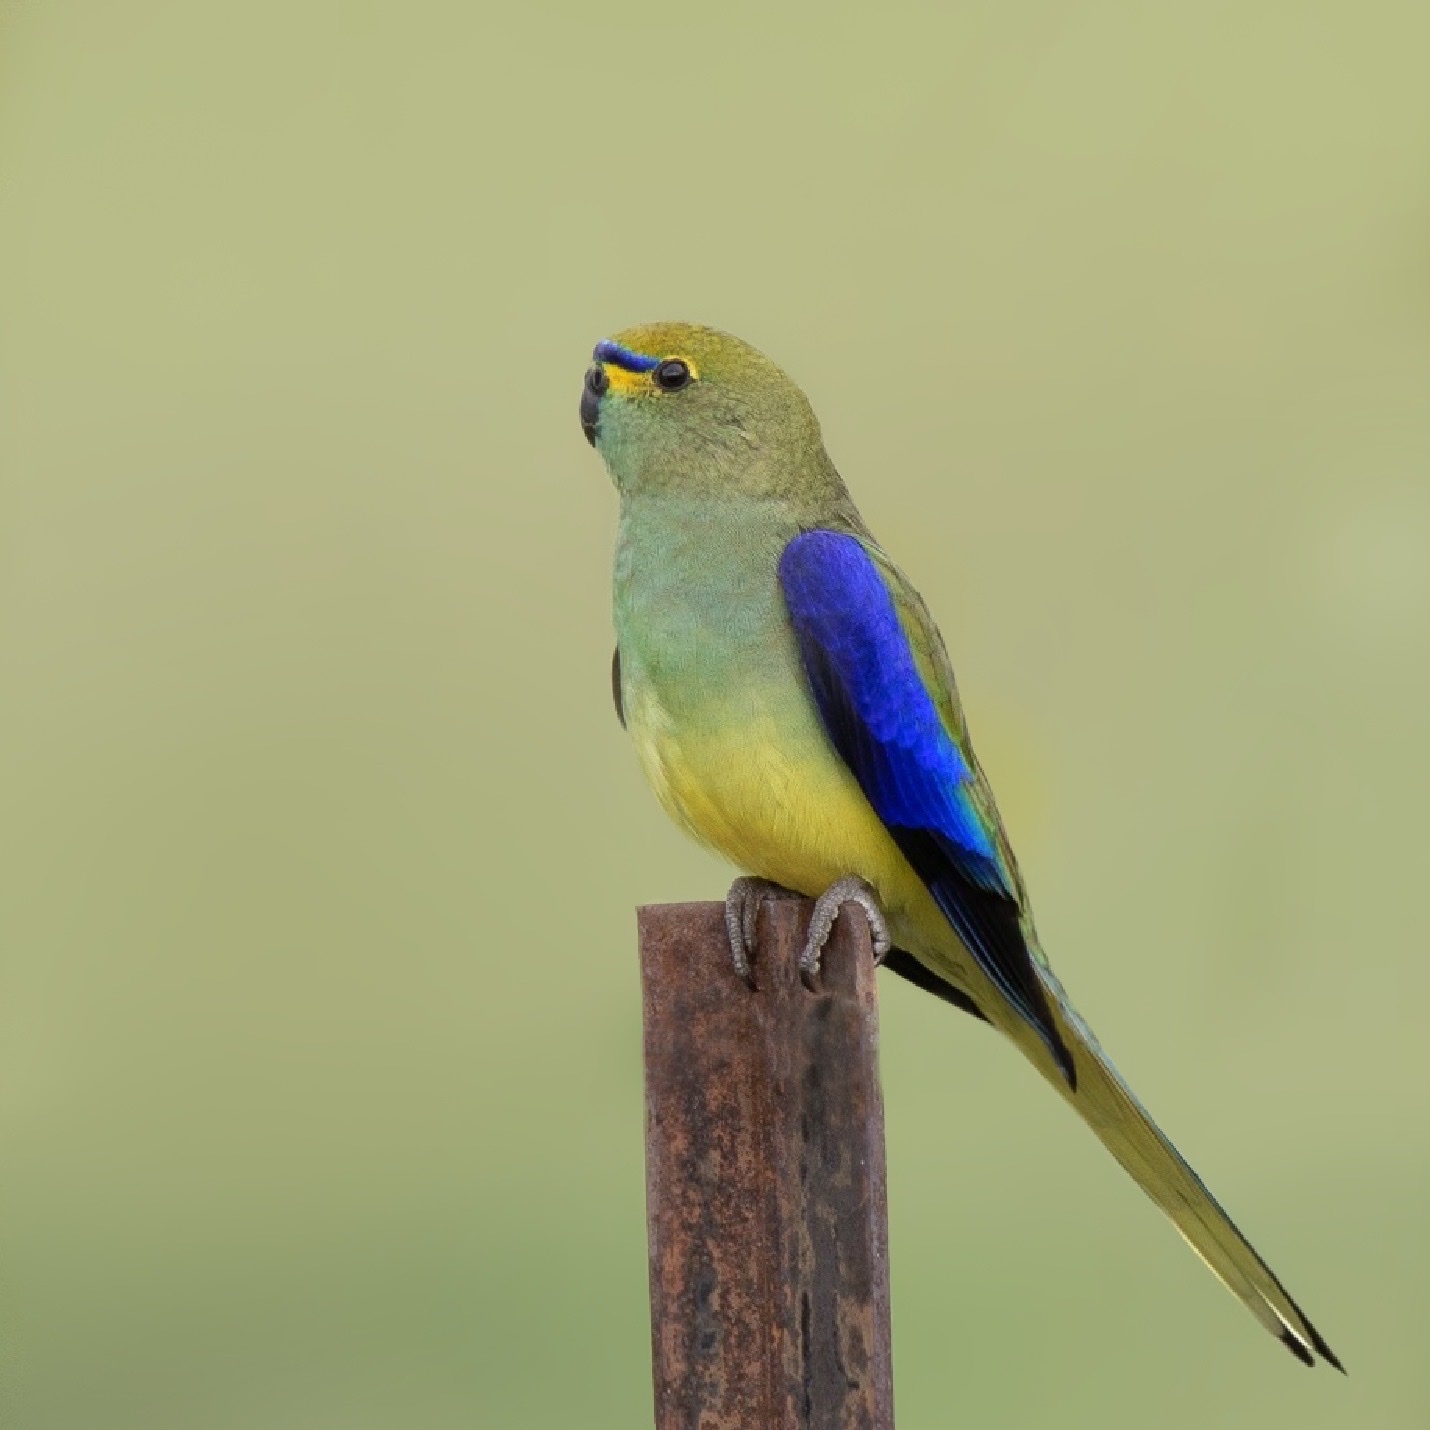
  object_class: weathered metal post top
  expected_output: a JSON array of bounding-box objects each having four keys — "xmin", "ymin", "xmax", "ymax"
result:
[{"xmin": 639, "ymin": 898, "xmax": 895, "ymax": 1430}]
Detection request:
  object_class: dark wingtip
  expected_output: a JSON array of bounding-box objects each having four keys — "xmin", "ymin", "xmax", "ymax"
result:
[
  {"xmin": 879, "ymin": 948, "xmax": 991, "ymax": 1023},
  {"xmin": 1052, "ymin": 1032, "xmax": 1078, "ymax": 1092},
  {"xmin": 1280, "ymin": 1330, "xmax": 1316, "ymax": 1368}
]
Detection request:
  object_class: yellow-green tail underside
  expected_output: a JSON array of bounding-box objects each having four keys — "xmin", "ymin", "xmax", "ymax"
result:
[{"xmin": 1042, "ymin": 999, "xmax": 1343, "ymax": 1370}]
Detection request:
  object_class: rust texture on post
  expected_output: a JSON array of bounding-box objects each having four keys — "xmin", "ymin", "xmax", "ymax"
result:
[{"xmin": 639, "ymin": 898, "xmax": 894, "ymax": 1430}]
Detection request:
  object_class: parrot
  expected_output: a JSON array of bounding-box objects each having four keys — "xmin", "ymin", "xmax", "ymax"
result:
[{"xmin": 579, "ymin": 320, "xmax": 1341, "ymax": 1370}]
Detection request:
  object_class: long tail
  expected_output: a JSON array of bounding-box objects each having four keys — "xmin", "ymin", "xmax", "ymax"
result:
[{"xmin": 1028, "ymin": 989, "xmax": 1343, "ymax": 1370}]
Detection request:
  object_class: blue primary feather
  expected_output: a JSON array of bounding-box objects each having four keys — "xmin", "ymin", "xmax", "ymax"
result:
[
  {"xmin": 777, "ymin": 530, "xmax": 996, "ymax": 869},
  {"xmin": 779, "ymin": 529, "xmax": 1076, "ymax": 1084}
]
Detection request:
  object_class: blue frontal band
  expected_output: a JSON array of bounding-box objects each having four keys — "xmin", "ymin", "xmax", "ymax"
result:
[{"xmin": 594, "ymin": 339, "xmax": 661, "ymax": 373}]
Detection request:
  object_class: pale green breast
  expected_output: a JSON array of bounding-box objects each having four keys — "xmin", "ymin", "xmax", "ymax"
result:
[{"xmin": 612, "ymin": 495, "xmax": 915, "ymax": 905}]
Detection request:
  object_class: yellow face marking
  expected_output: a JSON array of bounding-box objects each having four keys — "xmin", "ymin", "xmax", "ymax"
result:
[
  {"xmin": 602, "ymin": 354, "xmax": 700, "ymax": 398},
  {"xmin": 604, "ymin": 366, "xmax": 651, "ymax": 397}
]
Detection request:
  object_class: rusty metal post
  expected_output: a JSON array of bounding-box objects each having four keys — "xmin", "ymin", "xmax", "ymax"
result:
[{"xmin": 639, "ymin": 898, "xmax": 895, "ymax": 1430}]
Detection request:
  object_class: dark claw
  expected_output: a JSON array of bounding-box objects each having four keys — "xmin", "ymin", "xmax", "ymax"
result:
[
  {"xmin": 723, "ymin": 877, "xmax": 794, "ymax": 987},
  {"xmin": 799, "ymin": 876, "xmax": 891, "ymax": 991}
]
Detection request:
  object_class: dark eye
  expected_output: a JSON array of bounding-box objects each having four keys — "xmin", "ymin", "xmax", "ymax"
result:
[{"xmin": 654, "ymin": 359, "xmax": 691, "ymax": 392}]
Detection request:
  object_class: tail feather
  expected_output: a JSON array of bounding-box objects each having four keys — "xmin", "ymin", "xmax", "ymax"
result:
[{"xmin": 1035, "ymin": 995, "xmax": 1343, "ymax": 1371}]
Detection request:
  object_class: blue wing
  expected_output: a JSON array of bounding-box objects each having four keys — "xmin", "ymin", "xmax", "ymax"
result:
[{"xmin": 779, "ymin": 529, "xmax": 1075, "ymax": 1085}]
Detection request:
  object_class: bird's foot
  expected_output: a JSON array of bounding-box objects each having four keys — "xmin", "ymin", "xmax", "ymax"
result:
[
  {"xmin": 724, "ymin": 877, "xmax": 799, "ymax": 987},
  {"xmin": 801, "ymin": 876, "xmax": 892, "ymax": 991}
]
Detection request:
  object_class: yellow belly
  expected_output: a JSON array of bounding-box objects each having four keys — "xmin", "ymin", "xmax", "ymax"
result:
[
  {"xmin": 624, "ymin": 680, "xmax": 992, "ymax": 1011},
  {"xmin": 627, "ymin": 683, "xmax": 915, "ymax": 914}
]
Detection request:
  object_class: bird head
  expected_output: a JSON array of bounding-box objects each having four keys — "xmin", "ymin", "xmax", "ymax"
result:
[{"xmin": 580, "ymin": 322, "xmax": 845, "ymax": 504}]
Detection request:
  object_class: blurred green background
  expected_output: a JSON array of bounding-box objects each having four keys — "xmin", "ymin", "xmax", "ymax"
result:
[{"xmin": 2, "ymin": 3, "xmax": 1428, "ymax": 1426}]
